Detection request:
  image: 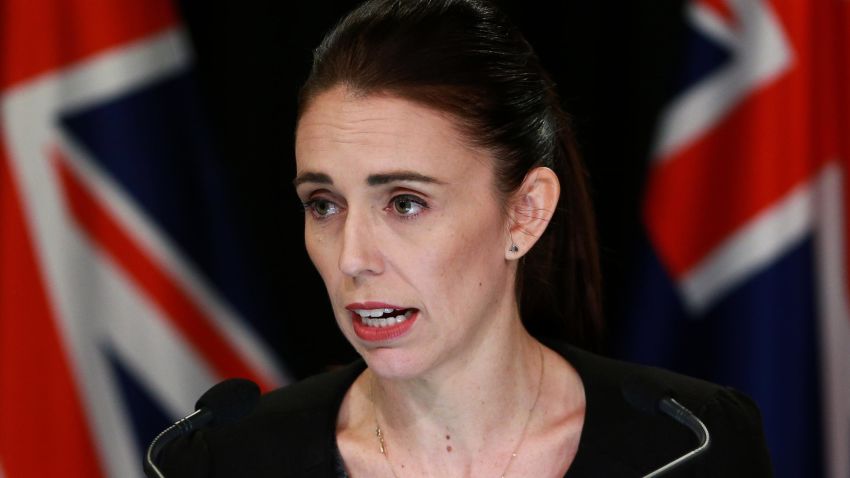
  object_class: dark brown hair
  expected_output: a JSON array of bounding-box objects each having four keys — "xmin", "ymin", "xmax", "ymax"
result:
[{"xmin": 298, "ymin": 0, "xmax": 602, "ymax": 348}]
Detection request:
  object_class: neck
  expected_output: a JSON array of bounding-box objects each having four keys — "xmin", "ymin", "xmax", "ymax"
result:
[{"xmin": 369, "ymin": 321, "xmax": 543, "ymax": 456}]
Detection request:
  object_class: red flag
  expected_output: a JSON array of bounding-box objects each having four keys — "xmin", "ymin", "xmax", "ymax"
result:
[
  {"xmin": 0, "ymin": 1, "xmax": 286, "ymax": 476},
  {"xmin": 640, "ymin": 1, "xmax": 850, "ymax": 476}
]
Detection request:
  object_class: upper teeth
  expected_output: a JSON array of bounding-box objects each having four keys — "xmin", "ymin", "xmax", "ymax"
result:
[
  {"xmin": 354, "ymin": 308, "xmax": 397, "ymax": 318},
  {"xmin": 357, "ymin": 309, "xmax": 414, "ymax": 328}
]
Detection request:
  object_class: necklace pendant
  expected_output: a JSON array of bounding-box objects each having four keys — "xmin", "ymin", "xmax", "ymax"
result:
[{"xmin": 376, "ymin": 426, "xmax": 386, "ymax": 455}]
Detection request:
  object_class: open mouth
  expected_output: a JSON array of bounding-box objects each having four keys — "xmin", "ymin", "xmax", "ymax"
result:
[{"xmin": 352, "ymin": 308, "xmax": 415, "ymax": 328}]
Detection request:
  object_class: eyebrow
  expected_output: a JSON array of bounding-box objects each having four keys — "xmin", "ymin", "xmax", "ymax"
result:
[
  {"xmin": 293, "ymin": 172, "xmax": 333, "ymax": 187},
  {"xmin": 366, "ymin": 171, "xmax": 445, "ymax": 186},
  {"xmin": 293, "ymin": 170, "xmax": 444, "ymax": 187}
]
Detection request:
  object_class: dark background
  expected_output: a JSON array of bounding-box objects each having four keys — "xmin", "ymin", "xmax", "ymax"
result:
[{"xmin": 177, "ymin": 1, "xmax": 690, "ymax": 379}]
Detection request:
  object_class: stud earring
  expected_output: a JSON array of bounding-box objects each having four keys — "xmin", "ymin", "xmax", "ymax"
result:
[{"xmin": 509, "ymin": 243, "xmax": 519, "ymax": 253}]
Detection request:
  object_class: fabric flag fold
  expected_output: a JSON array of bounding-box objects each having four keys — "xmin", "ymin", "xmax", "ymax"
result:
[
  {"xmin": 624, "ymin": 1, "xmax": 850, "ymax": 477},
  {"xmin": 0, "ymin": 1, "xmax": 287, "ymax": 476}
]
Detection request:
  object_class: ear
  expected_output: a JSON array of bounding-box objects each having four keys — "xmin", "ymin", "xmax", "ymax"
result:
[{"xmin": 505, "ymin": 166, "xmax": 560, "ymax": 259}]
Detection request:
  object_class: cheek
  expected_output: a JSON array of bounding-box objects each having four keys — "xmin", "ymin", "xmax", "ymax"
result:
[
  {"xmin": 304, "ymin": 224, "xmax": 339, "ymax": 285},
  {"xmin": 450, "ymin": 227, "xmax": 502, "ymax": 279},
  {"xmin": 414, "ymin": 213, "xmax": 506, "ymax": 310}
]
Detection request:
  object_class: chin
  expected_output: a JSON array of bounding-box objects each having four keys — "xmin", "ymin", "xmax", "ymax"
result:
[{"xmin": 359, "ymin": 346, "xmax": 430, "ymax": 381}]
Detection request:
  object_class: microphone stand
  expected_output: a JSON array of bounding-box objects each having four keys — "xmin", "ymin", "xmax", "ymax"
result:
[
  {"xmin": 643, "ymin": 397, "xmax": 711, "ymax": 477},
  {"xmin": 144, "ymin": 408, "xmax": 211, "ymax": 478}
]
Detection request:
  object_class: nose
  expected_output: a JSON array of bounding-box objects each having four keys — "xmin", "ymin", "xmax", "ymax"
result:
[{"xmin": 338, "ymin": 209, "xmax": 384, "ymax": 278}]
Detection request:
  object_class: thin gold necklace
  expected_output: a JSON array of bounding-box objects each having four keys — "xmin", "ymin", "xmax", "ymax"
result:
[{"xmin": 371, "ymin": 344, "xmax": 545, "ymax": 478}]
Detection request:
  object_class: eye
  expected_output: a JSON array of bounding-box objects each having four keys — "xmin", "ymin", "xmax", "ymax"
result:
[
  {"xmin": 303, "ymin": 198, "xmax": 341, "ymax": 219},
  {"xmin": 388, "ymin": 194, "xmax": 427, "ymax": 218}
]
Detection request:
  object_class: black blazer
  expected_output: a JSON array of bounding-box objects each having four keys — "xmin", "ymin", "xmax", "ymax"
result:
[{"xmin": 158, "ymin": 342, "xmax": 773, "ymax": 477}]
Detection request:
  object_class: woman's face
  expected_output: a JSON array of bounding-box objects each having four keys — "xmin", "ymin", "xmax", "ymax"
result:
[{"xmin": 295, "ymin": 87, "xmax": 518, "ymax": 379}]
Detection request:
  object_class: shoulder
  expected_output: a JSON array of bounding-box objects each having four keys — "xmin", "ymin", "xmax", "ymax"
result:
[
  {"xmin": 546, "ymin": 342, "xmax": 773, "ymax": 477},
  {"xmin": 256, "ymin": 359, "xmax": 366, "ymax": 415},
  {"xmin": 158, "ymin": 360, "xmax": 365, "ymax": 478},
  {"xmin": 561, "ymin": 343, "xmax": 746, "ymax": 412}
]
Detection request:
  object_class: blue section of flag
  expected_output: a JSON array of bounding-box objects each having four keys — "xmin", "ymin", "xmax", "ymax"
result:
[
  {"xmin": 619, "ymin": 235, "xmax": 823, "ymax": 478},
  {"xmin": 58, "ymin": 70, "xmax": 270, "ymax": 332},
  {"xmin": 106, "ymin": 349, "xmax": 173, "ymax": 455},
  {"xmin": 671, "ymin": 24, "xmax": 732, "ymax": 97}
]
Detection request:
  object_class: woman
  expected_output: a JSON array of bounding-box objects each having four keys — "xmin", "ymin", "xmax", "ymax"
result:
[{"xmin": 161, "ymin": 0, "xmax": 773, "ymax": 476}]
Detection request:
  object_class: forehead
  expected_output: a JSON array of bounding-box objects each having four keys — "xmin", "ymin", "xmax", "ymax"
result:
[{"xmin": 295, "ymin": 87, "xmax": 491, "ymax": 179}]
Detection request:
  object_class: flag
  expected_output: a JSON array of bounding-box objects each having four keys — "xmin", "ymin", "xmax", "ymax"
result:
[
  {"xmin": 0, "ymin": 1, "xmax": 288, "ymax": 476},
  {"xmin": 622, "ymin": 1, "xmax": 849, "ymax": 477}
]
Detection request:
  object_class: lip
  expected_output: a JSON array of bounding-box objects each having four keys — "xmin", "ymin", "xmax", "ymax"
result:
[
  {"xmin": 346, "ymin": 302, "xmax": 419, "ymax": 343},
  {"xmin": 346, "ymin": 301, "xmax": 407, "ymax": 310}
]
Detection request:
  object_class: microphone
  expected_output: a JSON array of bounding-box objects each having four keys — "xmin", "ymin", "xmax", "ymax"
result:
[
  {"xmin": 622, "ymin": 379, "xmax": 711, "ymax": 478},
  {"xmin": 143, "ymin": 378, "xmax": 261, "ymax": 478}
]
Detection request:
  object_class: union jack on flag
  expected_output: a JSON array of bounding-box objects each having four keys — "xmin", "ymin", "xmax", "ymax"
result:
[
  {"xmin": 624, "ymin": 0, "xmax": 850, "ymax": 477},
  {"xmin": 0, "ymin": 1, "xmax": 287, "ymax": 476}
]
